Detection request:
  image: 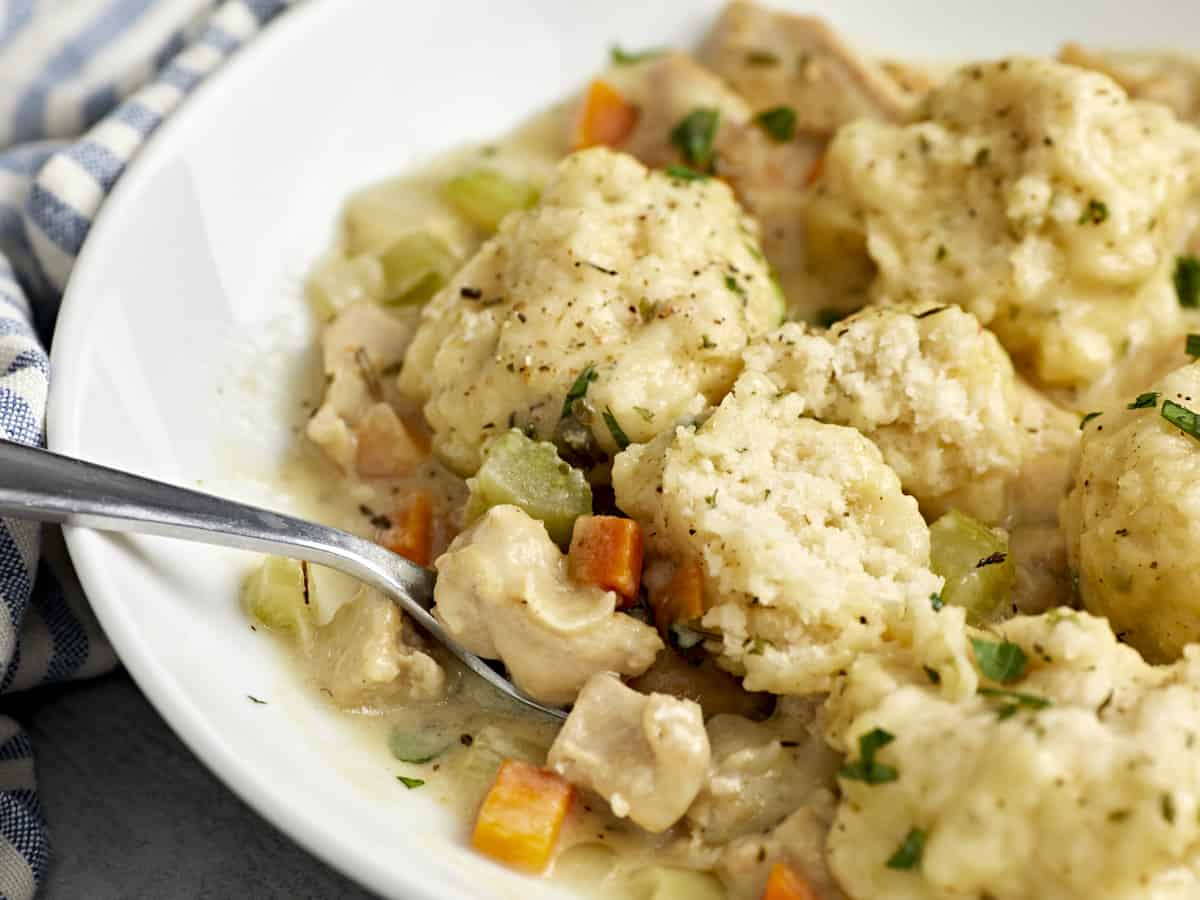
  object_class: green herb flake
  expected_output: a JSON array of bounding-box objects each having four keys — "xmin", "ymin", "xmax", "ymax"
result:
[
  {"xmin": 602, "ymin": 407, "xmax": 631, "ymax": 450},
  {"xmin": 670, "ymin": 108, "xmax": 720, "ymax": 169},
  {"xmin": 396, "ymin": 775, "xmax": 425, "ymax": 790},
  {"xmin": 838, "ymin": 728, "xmax": 899, "ymax": 784},
  {"xmin": 633, "ymin": 406, "xmax": 654, "ymax": 422},
  {"xmin": 755, "ymin": 106, "xmax": 797, "ymax": 143},
  {"xmin": 929, "ymin": 592, "xmax": 944, "ymax": 612},
  {"xmin": 724, "ymin": 274, "xmax": 746, "ymax": 296},
  {"xmin": 1162, "ymin": 793, "xmax": 1177, "ymax": 824},
  {"xmin": 1079, "ymin": 199, "xmax": 1108, "ymax": 225},
  {"xmin": 664, "ymin": 164, "xmax": 708, "ymax": 182},
  {"xmin": 1080, "ymin": 411, "xmax": 1103, "ymax": 430},
  {"xmin": 971, "ymin": 638, "xmax": 1028, "ymax": 683},
  {"xmin": 885, "ymin": 828, "xmax": 926, "ymax": 870},
  {"xmin": 561, "ymin": 364, "xmax": 598, "ymax": 419},
  {"xmin": 610, "ymin": 45, "xmax": 665, "ymax": 65},
  {"xmin": 1128, "ymin": 392, "xmax": 1160, "ymax": 410},
  {"xmin": 1187, "ymin": 334, "xmax": 1200, "ymax": 358},
  {"xmin": 246, "ymin": 695, "xmax": 267, "ymax": 705},
  {"xmin": 979, "ymin": 687, "xmax": 1052, "ymax": 717},
  {"xmin": 701, "ymin": 334, "xmax": 718, "ymax": 350},
  {"xmin": 1162, "ymin": 399, "xmax": 1200, "ymax": 442},
  {"xmin": 1175, "ymin": 255, "xmax": 1200, "ymax": 308},
  {"xmin": 745, "ymin": 49, "xmax": 780, "ymax": 66}
]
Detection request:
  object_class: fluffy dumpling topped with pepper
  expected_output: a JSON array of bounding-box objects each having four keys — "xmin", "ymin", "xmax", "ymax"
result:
[
  {"xmin": 804, "ymin": 57, "xmax": 1200, "ymax": 389},
  {"xmin": 612, "ymin": 370, "xmax": 975, "ymax": 698},
  {"xmin": 398, "ymin": 146, "xmax": 783, "ymax": 476},
  {"xmin": 823, "ymin": 610, "xmax": 1200, "ymax": 900}
]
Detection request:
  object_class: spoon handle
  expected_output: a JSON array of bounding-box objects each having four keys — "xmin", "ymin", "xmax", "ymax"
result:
[{"xmin": 0, "ymin": 440, "xmax": 566, "ymax": 720}]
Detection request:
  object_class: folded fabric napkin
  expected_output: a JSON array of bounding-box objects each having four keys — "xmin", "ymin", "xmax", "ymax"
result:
[{"xmin": 0, "ymin": 1, "xmax": 290, "ymax": 895}]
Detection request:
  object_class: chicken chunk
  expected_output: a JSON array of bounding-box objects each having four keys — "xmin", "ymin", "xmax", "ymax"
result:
[
  {"xmin": 309, "ymin": 587, "xmax": 445, "ymax": 709},
  {"xmin": 547, "ymin": 673, "xmax": 709, "ymax": 832},
  {"xmin": 306, "ymin": 301, "xmax": 424, "ymax": 474},
  {"xmin": 432, "ymin": 505, "xmax": 662, "ymax": 705},
  {"xmin": 699, "ymin": 1, "xmax": 917, "ymax": 132}
]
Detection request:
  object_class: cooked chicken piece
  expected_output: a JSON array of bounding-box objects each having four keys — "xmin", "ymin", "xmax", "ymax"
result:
[
  {"xmin": 432, "ymin": 506, "xmax": 662, "ymax": 705},
  {"xmin": 306, "ymin": 301, "xmax": 424, "ymax": 474},
  {"xmin": 309, "ymin": 586, "xmax": 445, "ymax": 709},
  {"xmin": 698, "ymin": 1, "xmax": 917, "ymax": 133},
  {"xmin": 1061, "ymin": 44, "xmax": 1200, "ymax": 125},
  {"xmin": 547, "ymin": 672, "xmax": 709, "ymax": 832}
]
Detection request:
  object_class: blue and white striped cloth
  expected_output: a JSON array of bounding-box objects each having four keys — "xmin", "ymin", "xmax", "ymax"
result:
[{"xmin": 0, "ymin": 2, "xmax": 290, "ymax": 895}]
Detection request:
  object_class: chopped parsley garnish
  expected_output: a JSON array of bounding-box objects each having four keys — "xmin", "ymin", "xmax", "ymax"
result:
[
  {"xmin": 1079, "ymin": 199, "xmax": 1108, "ymax": 225},
  {"xmin": 1128, "ymin": 392, "xmax": 1160, "ymax": 410},
  {"xmin": 1188, "ymin": 334, "xmax": 1200, "ymax": 358},
  {"xmin": 602, "ymin": 407, "xmax": 630, "ymax": 450},
  {"xmin": 929, "ymin": 592, "xmax": 944, "ymax": 612},
  {"xmin": 979, "ymin": 687, "xmax": 1051, "ymax": 719},
  {"xmin": 561, "ymin": 364, "xmax": 598, "ymax": 419},
  {"xmin": 838, "ymin": 728, "xmax": 899, "ymax": 784},
  {"xmin": 396, "ymin": 776, "xmax": 425, "ymax": 790},
  {"xmin": 755, "ymin": 106, "xmax": 797, "ymax": 142},
  {"xmin": 700, "ymin": 334, "xmax": 718, "ymax": 350},
  {"xmin": 1174, "ymin": 255, "xmax": 1200, "ymax": 308},
  {"xmin": 633, "ymin": 406, "xmax": 654, "ymax": 422},
  {"xmin": 1162, "ymin": 399, "xmax": 1200, "ymax": 442},
  {"xmin": 610, "ymin": 45, "xmax": 665, "ymax": 65},
  {"xmin": 670, "ymin": 108, "xmax": 720, "ymax": 170},
  {"xmin": 246, "ymin": 695, "xmax": 267, "ymax": 705},
  {"xmin": 745, "ymin": 49, "xmax": 780, "ymax": 66},
  {"xmin": 664, "ymin": 164, "xmax": 708, "ymax": 182},
  {"xmin": 724, "ymin": 274, "xmax": 746, "ymax": 296},
  {"xmin": 971, "ymin": 638, "xmax": 1027, "ymax": 683},
  {"xmin": 1079, "ymin": 411, "xmax": 1103, "ymax": 429},
  {"xmin": 885, "ymin": 828, "xmax": 926, "ymax": 870}
]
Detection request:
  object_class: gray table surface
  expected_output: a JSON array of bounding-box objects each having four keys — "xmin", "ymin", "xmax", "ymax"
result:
[{"xmin": 8, "ymin": 671, "xmax": 377, "ymax": 900}]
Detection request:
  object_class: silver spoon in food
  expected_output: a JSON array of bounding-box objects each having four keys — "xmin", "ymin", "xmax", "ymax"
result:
[{"xmin": 0, "ymin": 439, "xmax": 567, "ymax": 720}]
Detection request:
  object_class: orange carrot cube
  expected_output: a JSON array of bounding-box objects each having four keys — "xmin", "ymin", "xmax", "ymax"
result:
[
  {"xmin": 568, "ymin": 515, "xmax": 644, "ymax": 605},
  {"xmin": 573, "ymin": 80, "xmax": 639, "ymax": 149},
  {"xmin": 763, "ymin": 862, "xmax": 819, "ymax": 900},
  {"xmin": 651, "ymin": 558, "xmax": 706, "ymax": 633},
  {"xmin": 383, "ymin": 491, "xmax": 433, "ymax": 567},
  {"xmin": 472, "ymin": 760, "xmax": 574, "ymax": 872}
]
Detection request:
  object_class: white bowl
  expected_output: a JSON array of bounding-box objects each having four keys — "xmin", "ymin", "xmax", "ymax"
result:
[{"xmin": 46, "ymin": 1, "xmax": 1200, "ymax": 897}]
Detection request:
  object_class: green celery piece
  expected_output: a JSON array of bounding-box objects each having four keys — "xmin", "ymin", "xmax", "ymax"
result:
[
  {"xmin": 442, "ymin": 168, "xmax": 538, "ymax": 232},
  {"xmin": 378, "ymin": 232, "xmax": 458, "ymax": 305},
  {"xmin": 929, "ymin": 510, "xmax": 1015, "ymax": 626},
  {"xmin": 465, "ymin": 430, "xmax": 592, "ymax": 547},
  {"xmin": 243, "ymin": 557, "xmax": 312, "ymax": 641}
]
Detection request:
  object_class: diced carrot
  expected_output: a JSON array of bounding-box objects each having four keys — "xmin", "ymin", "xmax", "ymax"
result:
[
  {"xmin": 568, "ymin": 515, "xmax": 644, "ymax": 605},
  {"xmin": 573, "ymin": 80, "xmax": 639, "ymax": 150},
  {"xmin": 355, "ymin": 402, "xmax": 426, "ymax": 477},
  {"xmin": 383, "ymin": 491, "xmax": 433, "ymax": 566},
  {"xmin": 650, "ymin": 558, "xmax": 706, "ymax": 633},
  {"xmin": 472, "ymin": 759, "xmax": 574, "ymax": 872},
  {"xmin": 762, "ymin": 862, "xmax": 819, "ymax": 900},
  {"xmin": 804, "ymin": 154, "xmax": 825, "ymax": 188}
]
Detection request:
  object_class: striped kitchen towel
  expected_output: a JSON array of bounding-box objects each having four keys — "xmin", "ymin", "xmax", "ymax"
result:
[{"xmin": 0, "ymin": 1, "xmax": 291, "ymax": 895}]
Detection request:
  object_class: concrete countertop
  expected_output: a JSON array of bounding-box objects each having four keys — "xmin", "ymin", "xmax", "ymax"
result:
[{"xmin": 8, "ymin": 672, "xmax": 376, "ymax": 900}]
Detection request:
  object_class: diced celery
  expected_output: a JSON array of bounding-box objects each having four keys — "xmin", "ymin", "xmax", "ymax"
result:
[
  {"xmin": 465, "ymin": 429, "xmax": 592, "ymax": 547},
  {"xmin": 243, "ymin": 557, "xmax": 312, "ymax": 642},
  {"xmin": 388, "ymin": 727, "xmax": 454, "ymax": 764},
  {"xmin": 929, "ymin": 510, "xmax": 1015, "ymax": 625},
  {"xmin": 308, "ymin": 253, "xmax": 384, "ymax": 319},
  {"xmin": 442, "ymin": 168, "xmax": 538, "ymax": 232},
  {"xmin": 378, "ymin": 232, "xmax": 458, "ymax": 305},
  {"xmin": 626, "ymin": 867, "xmax": 725, "ymax": 900},
  {"xmin": 553, "ymin": 843, "xmax": 617, "ymax": 888},
  {"xmin": 456, "ymin": 724, "xmax": 549, "ymax": 799}
]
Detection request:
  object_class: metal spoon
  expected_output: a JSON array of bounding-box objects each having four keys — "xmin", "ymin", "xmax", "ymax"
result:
[{"xmin": 0, "ymin": 440, "xmax": 567, "ymax": 720}]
